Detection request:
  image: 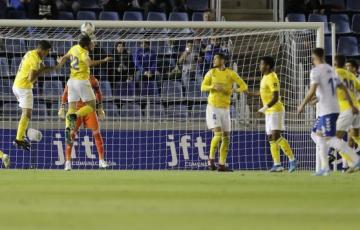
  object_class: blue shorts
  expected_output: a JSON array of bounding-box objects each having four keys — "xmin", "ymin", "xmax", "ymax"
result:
[{"xmin": 312, "ymin": 113, "xmax": 339, "ymax": 137}]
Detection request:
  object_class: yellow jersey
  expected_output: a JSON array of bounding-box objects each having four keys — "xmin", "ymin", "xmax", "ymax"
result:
[
  {"xmin": 201, "ymin": 68, "xmax": 248, "ymax": 109},
  {"xmin": 336, "ymin": 68, "xmax": 360, "ymax": 112},
  {"xmin": 260, "ymin": 72, "xmax": 284, "ymax": 114},
  {"xmin": 67, "ymin": 44, "xmax": 90, "ymax": 80},
  {"xmin": 13, "ymin": 50, "xmax": 42, "ymax": 89}
]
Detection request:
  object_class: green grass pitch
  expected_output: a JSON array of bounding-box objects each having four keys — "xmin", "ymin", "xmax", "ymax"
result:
[{"xmin": 0, "ymin": 170, "xmax": 359, "ymax": 230}]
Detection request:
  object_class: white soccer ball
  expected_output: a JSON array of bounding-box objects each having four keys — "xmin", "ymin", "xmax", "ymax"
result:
[
  {"xmin": 80, "ymin": 21, "xmax": 95, "ymax": 37},
  {"xmin": 27, "ymin": 128, "xmax": 43, "ymax": 142}
]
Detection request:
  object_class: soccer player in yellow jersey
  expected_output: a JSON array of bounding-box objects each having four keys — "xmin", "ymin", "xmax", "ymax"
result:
[
  {"xmin": 0, "ymin": 150, "xmax": 10, "ymax": 168},
  {"xmin": 201, "ymin": 53, "xmax": 248, "ymax": 171},
  {"xmin": 12, "ymin": 40, "xmax": 60, "ymax": 151},
  {"xmin": 250, "ymin": 57, "xmax": 296, "ymax": 172},
  {"xmin": 334, "ymin": 55, "xmax": 360, "ymax": 170},
  {"xmin": 57, "ymin": 35, "xmax": 112, "ymax": 143}
]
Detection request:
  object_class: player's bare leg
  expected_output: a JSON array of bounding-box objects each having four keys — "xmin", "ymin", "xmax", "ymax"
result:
[
  {"xmin": 208, "ymin": 127, "xmax": 222, "ymax": 170},
  {"xmin": 218, "ymin": 131, "xmax": 233, "ymax": 172},
  {"xmin": 13, "ymin": 108, "xmax": 32, "ymax": 151},
  {"xmin": 332, "ymin": 130, "xmax": 360, "ymax": 173}
]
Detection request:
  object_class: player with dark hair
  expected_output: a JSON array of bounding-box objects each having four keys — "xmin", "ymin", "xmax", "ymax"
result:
[
  {"xmin": 12, "ymin": 40, "xmax": 60, "ymax": 151},
  {"xmin": 346, "ymin": 59, "xmax": 359, "ymax": 78},
  {"xmin": 201, "ymin": 53, "xmax": 248, "ymax": 171},
  {"xmin": 249, "ymin": 56, "xmax": 296, "ymax": 172}
]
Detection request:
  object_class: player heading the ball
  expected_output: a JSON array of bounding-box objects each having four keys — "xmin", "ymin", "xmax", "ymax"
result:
[
  {"xmin": 12, "ymin": 40, "xmax": 62, "ymax": 151},
  {"xmin": 201, "ymin": 53, "xmax": 248, "ymax": 172},
  {"xmin": 57, "ymin": 35, "xmax": 112, "ymax": 144}
]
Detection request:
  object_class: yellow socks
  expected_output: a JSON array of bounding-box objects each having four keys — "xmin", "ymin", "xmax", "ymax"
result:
[
  {"xmin": 66, "ymin": 107, "xmax": 76, "ymax": 129},
  {"xmin": 219, "ymin": 136, "xmax": 230, "ymax": 165},
  {"xmin": 339, "ymin": 152, "xmax": 353, "ymax": 164},
  {"xmin": 76, "ymin": 105, "xmax": 94, "ymax": 117},
  {"xmin": 209, "ymin": 132, "xmax": 222, "ymax": 160},
  {"xmin": 270, "ymin": 140, "xmax": 281, "ymax": 165},
  {"xmin": 352, "ymin": 136, "xmax": 360, "ymax": 147},
  {"xmin": 0, "ymin": 150, "xmax": 4, "ymax": 159},
  {"xmin": 16, "ymin": 115, "xmax": 29, "ymax": 140},
  {"xmin": 277, "ymin": 137, "xmax": 295, "ymax": 161}
]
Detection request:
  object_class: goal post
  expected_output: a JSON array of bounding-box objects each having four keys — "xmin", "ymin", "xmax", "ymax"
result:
[{"xmin": 0, "ymin": 20, "xmax": 324, "ymax": 170}]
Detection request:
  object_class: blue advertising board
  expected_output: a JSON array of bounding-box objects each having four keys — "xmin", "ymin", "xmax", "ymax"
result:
[{"xmin": 0, "ymin": 129, "xmax": 316, "ymax": 170}]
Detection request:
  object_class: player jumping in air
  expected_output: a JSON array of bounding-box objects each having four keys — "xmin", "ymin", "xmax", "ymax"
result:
[
  {"xmin": 58, "ymin": 75, "xmax": 108, "ymax": 170},
  {"xmin": 57, "ymin": 35, "xmax": 112, "ymax": 144},
  {"xmin": 12, "ymin": 40, "xmax": 60, "ymax": 151},
  {"xmin": 201, "ymin": 53, "xmax": 248, "ymax": 172},
  {"xmin": 297, "ymin": 48, "xmax": 360, "ymax": 176},
  {"xmin": 249, "ymin": 57, "xmax": 296, "ymax": 172}
]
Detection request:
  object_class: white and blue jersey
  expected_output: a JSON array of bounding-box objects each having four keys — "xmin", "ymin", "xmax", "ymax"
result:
[{"xmin": 310, "ymin": 64, "xmax": 340, "ymax": 137}]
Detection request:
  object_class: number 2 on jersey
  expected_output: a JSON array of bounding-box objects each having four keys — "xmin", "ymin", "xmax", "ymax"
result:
[{"xmin": 70, "ymin": 56, "xmax": 79, "ymax": 70}]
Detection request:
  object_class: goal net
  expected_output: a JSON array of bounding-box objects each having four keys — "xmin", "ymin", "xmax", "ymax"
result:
[{"xmin": 0, "ymin": 20, "xmax": 323, "ymax": 170}]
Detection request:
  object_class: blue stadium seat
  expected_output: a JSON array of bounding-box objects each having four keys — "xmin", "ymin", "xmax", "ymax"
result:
[
  {"xmin": 185, "ymin": 81, "xmax": 206, "ymax": 98},
  {"xmin": 113, "ymin": 81, "xmax": 136, "ymax": 97},
  {"xmin": 161, "ymin": 80, "xmax": 183, "ymax": 98},
  {"xmin": 103, "ymin": 103, "xmax": 119, "ymax": 117},
  {"xmin": 145, "ymin": 103, "xmax": 166, "ymax": 118},
  {"xmin": 352, "ymin": 14, "xmax": 360, "ymax": 33},
  {"xmin": 169, "ymin": 12, "xmax": 189, "ymax": 21},
  {"xmin": 123, "ymin": 11, "xmax": 143, "ymax": 21},
  {"xmin": 10, "ymin": 57, "xmax": 22, "ymax": 75},
  {"xmin": 78, "ymin": 0, "xmax": 100, "ymax": 9},
  {"xmin": 58, "ymin": 11, "xmax": 74, "ymax": 20},
  {"xmin": 286, "ymin": 13, "xmax": 306, "ymax": 22},
  {"xmin": 42, "ymin": 81, "xmax": 63, "ymax": 97},
  {"xmin": 32, "ymin": 103, "xmax": 47, "ymax": 120},
  {"xmin": 325, "ymin": 36, "xmax": 332, "ymax": 56},
  {"xmin": 192, "ymin": 12, "xmax": 203, "ymax": 21},
  {"xmin": 347, "ymin": 0, "xmax": 360, "ymax": 11},
  {"xmin": 120, "ymin": 103, "xmax": 142, "ymax": 118},
  {"xmin": 308, "ymin": 14, "xmax": 330, "ymax": 34},
  {"xmin": 147, "ymin": 12, "xmax": 166, "ymax": 21},
  {"xmin": 99, "ymin": 11, "xmax": 119, "ymax": 20},
  {"xmin": 77, "ymin": 11, "xmax": 97, "ymax": 20},
  {"xmin": 186, "ymin": 0, "xmax": 209, "ymax": 11},
  {"xmin": 337, "ymin": 36, "xmax": 360, "ymax": 56},
  {"xmin": 0, "ymin": 58, "xmax": 10, "ymax": 77},
  {"xmin": 9, "ymin": 0, "xmax": 23, "ymax": 9},
  {"xmin": 166, "ymin": 105, "xmax": 188, "ymax": 119},
  {"xmin": 330, "ymin": 14, "xmax": 351, "ymax": 34},
  {"xmin": 191, "ymin": 104, "xmax": 207, "ymax": 118},
  {"xmin": 1, "ymin": 103, "xmax": 20, "ymax": 118},
  {"xmin": 139, "ymin": 81, "xmax": 160, "ymax": 96},
  {"xmin": 0, "ymin": 79, "xmax": 13, "ymax": 96},
  {"xmin": 324, "ymin": 0, "xmax": 345, "ymax": 8},
  {"xmin": 7, "ymin": 10, "xmax": 26, "ymax": 19},
  {"xmin": 5, "ymin": 39, "xmax": 26, "ymax": 53},
  {"xmin": 100, "ymin": 81, "xmax": 113, "ymax": 97}
]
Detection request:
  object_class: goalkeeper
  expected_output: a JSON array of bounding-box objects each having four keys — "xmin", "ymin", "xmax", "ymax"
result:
[
  {"xmin": 58, "ymin": 75, "xmax": 108, "ymax": 170},
  {"xmin": 201, "ymin": 53, "xmax": 248, "ymax": 172}
]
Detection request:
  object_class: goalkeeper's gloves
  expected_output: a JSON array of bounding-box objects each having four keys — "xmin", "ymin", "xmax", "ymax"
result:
[
  {"xmin": 58, "ymin": 104, "xmax": 66, "ymax": 119},
  {"xmin": 97, "ymin": 104, "xmax": 106, "ymax": 120},
  {"xmin": 258, "ymin": 105, "xmax": 269, "ymax": 114}
]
